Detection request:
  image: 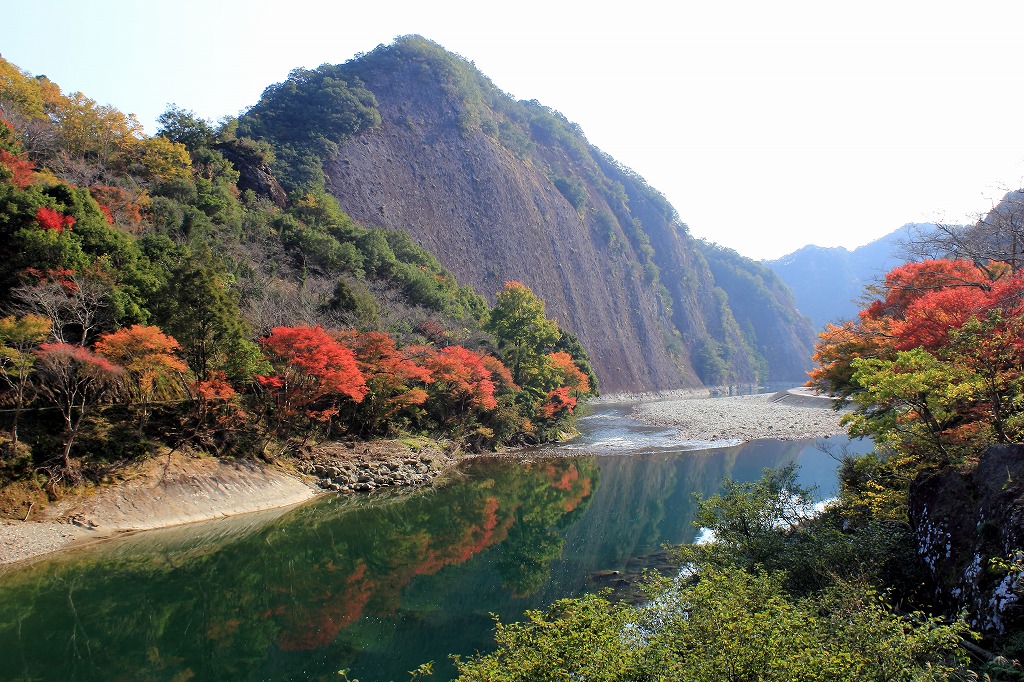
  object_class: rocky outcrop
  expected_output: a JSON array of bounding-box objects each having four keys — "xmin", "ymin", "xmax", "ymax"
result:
[
  {"xmin": 298, "ymin": 439, "xmax": 457, "ymax": 493},
  {"xmin": 909, "ymin": 445, "xmax": 1024, "ymax": 634},
  {"xmin": 315, "ymin": 37, "xmax": 816, "ymax": 393},
  {"xmin": 216, "ymin": 141, "xmax": 288, "ymax": 208}
]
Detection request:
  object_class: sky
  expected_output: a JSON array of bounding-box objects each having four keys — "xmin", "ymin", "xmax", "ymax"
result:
[{"xmin": 6, "ymin": 0, "xmax": 1024, "ymax": 260}]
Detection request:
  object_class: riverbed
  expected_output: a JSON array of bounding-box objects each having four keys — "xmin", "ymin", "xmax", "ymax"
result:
[{"xmin": 0, "ymin": 399, "xmax": 869, "ymax": 682}]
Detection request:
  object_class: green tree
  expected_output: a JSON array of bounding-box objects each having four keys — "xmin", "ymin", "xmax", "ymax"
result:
[
  {"xmin": 485, "ymin": 281, "xmax": 561, "ymax": 391},
  {"xmin": 453, "ymin": 568, "xmax": 967, "ymax": 681},
  {"xmin": 679, "ymin": 464, "xmax": 817, "ymax": 573},
  {"xmin": 156, "ymin": 104, "xmax": 216, "ymax": 151},
  {"xmin": 0, "ymin": 313, "xmax": 51, "ymax": 448},
  {"xmin": 151, "ymin": 257, "xmax": 260, "ymax": 381}
]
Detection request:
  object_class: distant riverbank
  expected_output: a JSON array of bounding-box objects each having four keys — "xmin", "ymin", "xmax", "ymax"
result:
[{"xmin": 633, "ymin": 388, "xmax": 849, "ymax": 442}]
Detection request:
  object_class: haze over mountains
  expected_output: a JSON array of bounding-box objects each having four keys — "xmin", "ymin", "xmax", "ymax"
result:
[
  {"xmin": 766, "ymin": 225, "xmax": 930, "ymax": 330},
  {"xmin": 240, "ymin": 36, "xmax": 818, "ymax": 392}
]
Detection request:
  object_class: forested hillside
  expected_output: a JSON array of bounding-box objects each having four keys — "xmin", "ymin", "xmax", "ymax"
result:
[
  {"xmin": 0, "ymin": 55, "xmax": 595, "ymax": 496},
  {"xmin": 236, "ymin": 35, "xmax": 818, "ymax": 392}
]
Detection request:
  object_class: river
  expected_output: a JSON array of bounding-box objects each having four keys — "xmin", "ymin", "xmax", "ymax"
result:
[{"xmin": 0, "ymin": 400, "xmax": 869, "ymax": 682}]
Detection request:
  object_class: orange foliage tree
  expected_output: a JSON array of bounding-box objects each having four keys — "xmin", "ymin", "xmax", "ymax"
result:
[
  {"xmin": 810, "ymin": 258, "xmax": 1024, "ymax": 460},
  {"xmin": 334, "ymin": 330, "xmax": 433, "ymax": 437},
  {"xmin": 424, "ymin": 345, "xmax": 497, "ymax": 421},
  {"xmin": 94, "ymin": 324, "xmax": 189, "ymax": 431}
]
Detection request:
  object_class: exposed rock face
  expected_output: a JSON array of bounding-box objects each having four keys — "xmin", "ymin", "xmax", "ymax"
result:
[
  {"xmin": 217, "ymin": 141, "xmax": 288, "ymax": 208},
  {"xmin": 323, "ymin": 77, "xmax": 684, "ymax": 391},
  {"xmin": 909, "ymin": 445, "xmax": 1024, "ymax": 634},
  {"xmin": 698, "ymin": 242, "xmax": 818, "ymax": 382},
  {"xmin": 311, "ymin": 37, "xmax": 816, "ymax": 393}
]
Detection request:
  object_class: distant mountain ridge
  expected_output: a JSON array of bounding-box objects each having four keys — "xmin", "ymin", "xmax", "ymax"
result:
[
  {"xmin": 766, "ymin": 225, "xmax": 930, "ymax": 329},
  {"xmin": 241, "ymin": 36, "xmax": 818, "ymax": 392}
]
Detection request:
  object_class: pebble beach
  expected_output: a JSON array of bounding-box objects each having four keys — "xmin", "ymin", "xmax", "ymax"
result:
[{"xmin": 632, "ymin": 388, "xmax": 848, "ymax": 442}]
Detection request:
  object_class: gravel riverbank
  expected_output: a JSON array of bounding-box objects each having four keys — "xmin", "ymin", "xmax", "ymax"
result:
[{"xmin": 632, "ymin": 388, "xmax": 849, "ymax": 442}]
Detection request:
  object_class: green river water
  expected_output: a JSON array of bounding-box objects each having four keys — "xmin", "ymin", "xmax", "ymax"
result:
[{"xmin": 0, "ymin": 402, "xmax": 869, "ymax": 682}]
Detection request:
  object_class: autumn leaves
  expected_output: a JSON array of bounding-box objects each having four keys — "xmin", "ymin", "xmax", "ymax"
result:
[
  {"xmin": 810, "ymin": 258, "xmax": 1024, "ymax": 461},
  {"xmin": 1, "ymin": 279, "xmax": 594, "ymax": 480}
]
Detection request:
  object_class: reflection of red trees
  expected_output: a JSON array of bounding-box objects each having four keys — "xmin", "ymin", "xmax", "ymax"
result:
[
  {"xmin": 268, "ymin": 464, "xmax": 596, "ymax": 651},
  {"xmin": 272, "ymin": 496, "xmax": 517, "ymax": 650},
  {"xmin": 537, "ymin": 461, "xmax": 593, "ymax": 512},
  {"xmin": 410, "ymin": 496, "xmax": 513, "ymax": 575},
  {"xmin": 277, "ymin": 562, "xmax": 375, "ymax": 651}
]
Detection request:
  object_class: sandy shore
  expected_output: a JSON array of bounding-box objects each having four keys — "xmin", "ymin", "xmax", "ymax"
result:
[
  {"xmin": 0, "ymin": 454, "xmax": 321, "ymax": 568},
  {"xmin": 632, "ymin": 388, "xmax": 849, "ymax": 442}
]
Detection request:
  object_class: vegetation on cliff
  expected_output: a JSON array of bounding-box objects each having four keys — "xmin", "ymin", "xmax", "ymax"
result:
[
  {"xmin": 234, "ymin": 35, "xmax": 818, "ymax": 392},
  {"xmin": 0, "ymin": 56, "xmax": 594, "ymax": 505}
]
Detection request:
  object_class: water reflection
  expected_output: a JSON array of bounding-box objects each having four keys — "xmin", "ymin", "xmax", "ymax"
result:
[{"xmin": 0, "ymin": 402, "xmax": 869, "ymax": 682}]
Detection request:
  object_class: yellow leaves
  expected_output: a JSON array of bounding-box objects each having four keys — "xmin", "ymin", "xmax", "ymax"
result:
[
  {"xmin": 132, "ymin": 136, "xmax": 192, "ymax": 183},
  {"xmin": 52, "ymin": 91, "xmax": 145, "ymax": 160},
  {"xmin": 0, "ymin": 313, "xmax": 52, "ymax": 376},
  {"xmin": 0, "ymin": 58, "xmax": 62, "ymax": 120},
  {"xmin": 0, "ymin": 313, "xmax": 51, "ymax": 346}
]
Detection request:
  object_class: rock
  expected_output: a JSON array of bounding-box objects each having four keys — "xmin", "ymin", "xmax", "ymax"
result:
[
  {"xmin": 215, "ymin": 140, "xmax": 288, "ymax": 208},
  {"xmin": 909, "ymin": 444, "xmax": 1024, "ymax": 634}
]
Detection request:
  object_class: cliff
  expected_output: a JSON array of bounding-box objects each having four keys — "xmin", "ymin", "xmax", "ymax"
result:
[
  {"xmin": 909, "ymin": 445, "xmax": 1024, "ymax": 635},
  {"xmin": 245, "ymin": 36, "xmax": 818, "ymax": 393}
]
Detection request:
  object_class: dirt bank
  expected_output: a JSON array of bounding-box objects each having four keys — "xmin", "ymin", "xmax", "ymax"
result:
[
  {"xmin": 632, "ymin": 388, "xmax": 848, "ymax": 442},
  {"xmin": 0, "ymin": 454, "xmax": 320, "ymax": 568},
  {"xmin": 0, "ymin": 438, "xmax": 463, "ymax": 569}
]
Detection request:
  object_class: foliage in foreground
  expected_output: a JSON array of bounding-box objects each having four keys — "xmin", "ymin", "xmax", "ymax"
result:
[
  {"xmin": 453, "ymin": 568, "xmax": 967, "ymax": 681},
  {"xmin": 451, "ymin": 464, "xmax": 969, "ymax": 681}
]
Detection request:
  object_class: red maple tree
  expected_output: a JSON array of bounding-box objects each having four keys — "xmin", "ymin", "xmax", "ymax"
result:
[{"xmin": 257, "ymin": 326, "xmax": 366, "ymax": 440}]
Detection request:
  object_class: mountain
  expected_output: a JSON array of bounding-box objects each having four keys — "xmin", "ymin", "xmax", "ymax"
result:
[
  {"xmin": 765, "ymin": 225, "xmax": 929, "ymax": 330},
  {"xmin": 240, "ymin": 36, "xmax": 817, "ymax": 392},
  {"xmin": 697, "ymin": 242, "xmax": 817, "ymax": 382}
]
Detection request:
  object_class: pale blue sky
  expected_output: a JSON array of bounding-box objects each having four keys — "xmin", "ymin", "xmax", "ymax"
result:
[{"xmin": 6, "ymin": 0, "xmax": 1024, "ymax": 260}]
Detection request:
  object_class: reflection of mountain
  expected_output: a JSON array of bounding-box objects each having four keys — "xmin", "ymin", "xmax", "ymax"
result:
[{"xmin": 546, "ymin": 440, "xmax": 811, "ymax": 597}]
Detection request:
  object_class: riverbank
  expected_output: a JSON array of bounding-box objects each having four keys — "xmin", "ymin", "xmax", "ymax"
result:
[
  {"xmin": 0, "ymin": 454, "xmax": 321, "ymax": 568},
  {"xmin": 632, "ymin": 388, "xmax": 848, "ymax": 441},
  {"xmin": 0, "ymin": 390, "xmax": 842, "ymax": 568},
  {"xmin": 0, "ymin": 437, "xmax": 462, "ymax": 569}
]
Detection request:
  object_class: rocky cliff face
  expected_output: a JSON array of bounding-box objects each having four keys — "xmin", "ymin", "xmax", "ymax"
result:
[
  {"xmin": 310, "ymin": 37, "xmax": 815, "ymax": 393},
  {"xmin": 697, "ymin": 242, "xmax": 817, "ymax": 382},
  {"xmin": 909, "ymin": 445, "xmax": 1024, "ymax": 634}
]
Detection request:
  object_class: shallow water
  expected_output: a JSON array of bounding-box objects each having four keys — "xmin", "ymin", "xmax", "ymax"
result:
[{"xmin": 0, "ymin": 401, "xmax": 869, "ymax": 682}]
